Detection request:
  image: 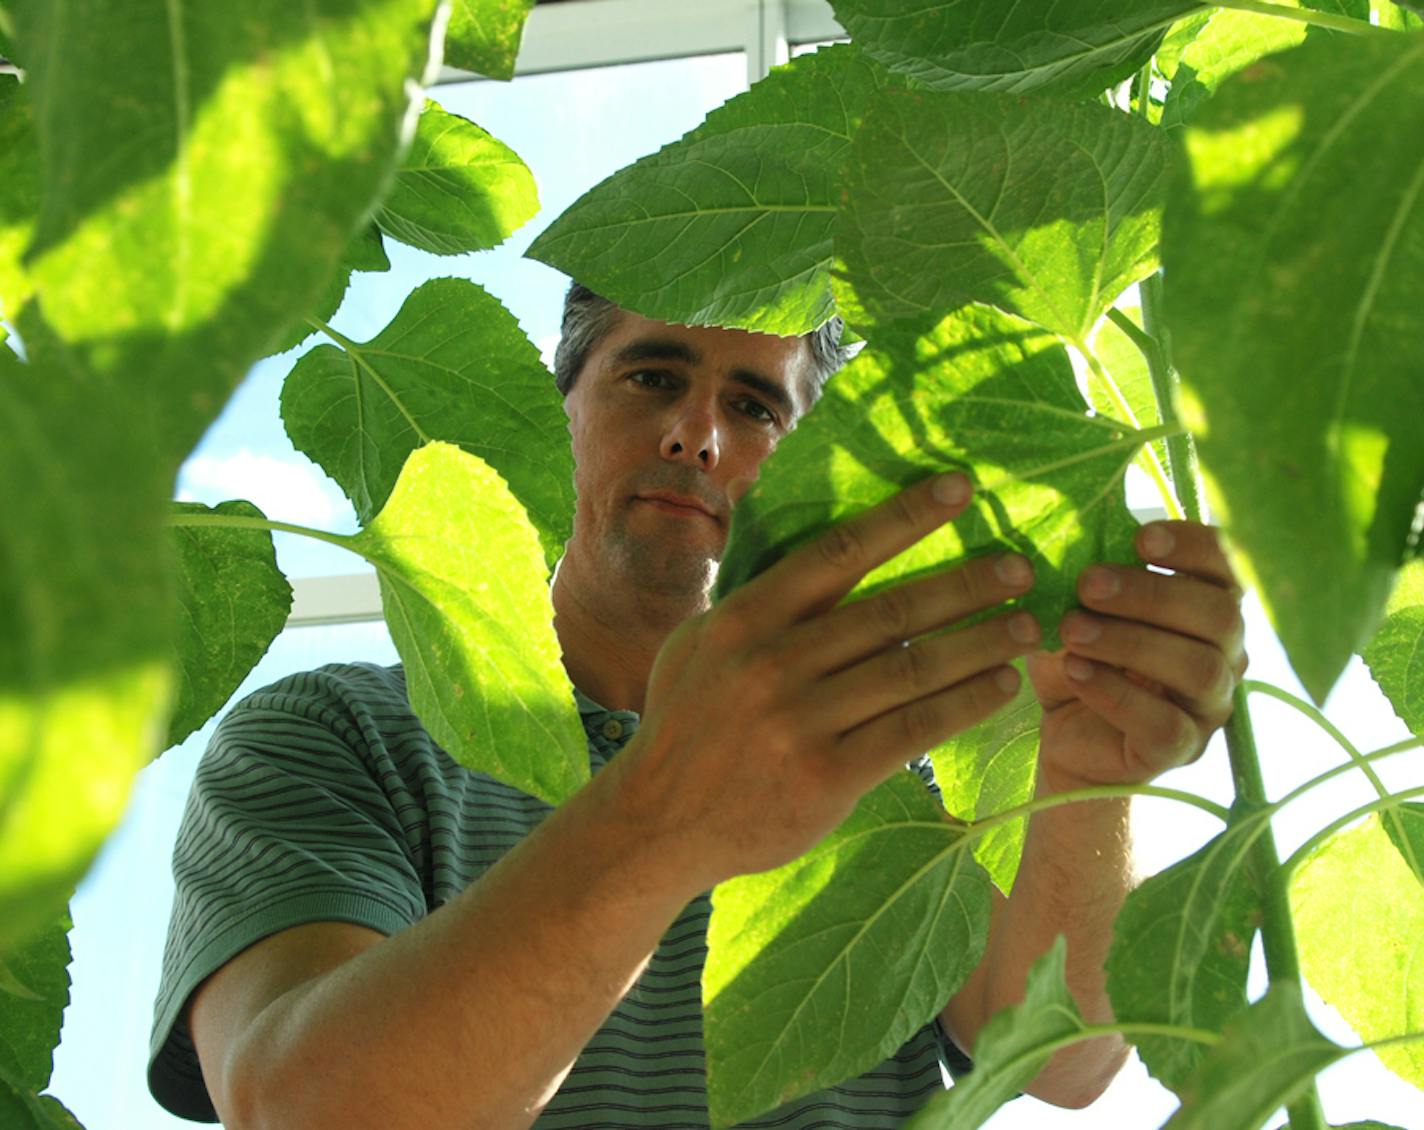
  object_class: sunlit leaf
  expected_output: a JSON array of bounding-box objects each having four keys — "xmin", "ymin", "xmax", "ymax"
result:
[
  {"xmin": 705, "ymin": 771, "xmax": 991, "ymax": 1128},
  {"xmin": 282, "ymin": 278, "xmax": 574, "ymax": 570},
  {"xmin": 1088, "ymin": 306, "xmax": 1172, "ymax": 485},
  {"xmin": 1164, "ymin": 34, "xmax": 1424, "ymax": 703},
  {"xmin": 167, "ymin": 501, "xmax": 293, "ymax": 748},
  {"xmin": 348, "ymin": 442, "xmax": 586, "ymax": 805},
  {"xmin": 11, "ymin": 0, "xmax": 442, "ymax": 468},
  {"xmin": 529, "ymin": 44, "xmax": 895, "ymax": 335},
  {"xmin": 1363, "ymin": 558, "xmax": 1424, "ymax": 736},
  {"xmin": 903, "ymin": 937, "xmax": 1085, "ymax": 1129},
  {"xmin": 0, "ymin": 910, "xmax": 69, "ymax": 1091},
  {"xmin": 1376, "ymin": 0, "xmax": 1424, "ymax": 28},
  {"xmin": 444, "ymin": 0, "xmax": 534, "ymax": 81},
  {"xmin": 375, "ymin": 99, "xmax": 538, "ymax": 255},
  {"xmin": 837, "ymin": 88, "xmax": 1171, "ymax": 344},
  {"xmin": 1291, "ymin": 813, "xmax": 1424, "ymax": 1089},
  {"xmin": 1106, "ymin": 811, "xmax": 1261, "ymax": 1092},
  {"xmin": 829, "ymin": 0, "xmax": 1200, "ymax": 97},
  {"xmin": 716, "ymin": 305, "xmax": 1143, "ymax": 653}
]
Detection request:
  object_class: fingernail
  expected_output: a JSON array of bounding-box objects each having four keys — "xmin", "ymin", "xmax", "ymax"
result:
[
  {"xmin": 1141, "ymin": 524, "xmax": 1175, "ymax": 560},
  {"xmin": 1065, "ymin": 656, "xmax": 1095, "ymax": 682},
  {"xmin": 1082, "ymin": 567, "xmax": 1120, "ymax": 600},
  {"xmin": 995, "ymin": 553, "xmax": 1033, "ymax": 588},
  {"xmin": 1008, "ymin": 612, "xmax": 1040, "ymax": 644},
  {"xmin": 934, "ymin": 473, "xmax": 971, "ymax": 507},
  {"xmin": 995, "ymin": 667, "xmax": 1021, "ymax": 694},
  {"xmin": 1061, "ymin": 612, "xmax": 1101, "ymax": 644}
]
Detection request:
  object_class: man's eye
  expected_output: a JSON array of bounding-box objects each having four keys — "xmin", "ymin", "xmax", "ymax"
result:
[
  {"xmin": 629, "ymin": 370, "xmax": 675, "ymax": 389},
  {"xmin": 738, "ymin": 399, "xmax": 776, "ymax": 425}
]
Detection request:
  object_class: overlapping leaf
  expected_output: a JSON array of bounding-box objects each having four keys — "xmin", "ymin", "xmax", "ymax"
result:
[
  {"xmin": 282, "ymin": 278, "xmax": 573, "ymax": 569},
  {"xmin": 1363, "ymin": 558, "xmax": 1423, "ymax": 735},
  {"xmin": 0, "ymin": 75, "xmax": 37, "ymax": 324},
  {"xmin": 529, "ymin": 44, "xmax": 894, "ymax": 334},
  {"xmin": 1106, "ymin": 811, "xmax": 1262, "ymax": 1092},
  {"xmin": 704, "ymin": 771, "xmax": 991, "ymax": 1129},
  {"xmin": 0, "ymin": 1083, "xmax": 81, "ymax": 1130},
  {"xmin": 1088, "ymin": 306, "xmax": 1173, "ymax": 488},
  {"xmin": 375, "ymin": 99, "xmax": 538, "ymax": 255},
  {"xmin": 0, "ymin": 910, "xmax": 70, "ymax": 1093},
  {"xmin": 10, "ymin": 0, "xmax": 441, "ymax": 469},
  {"xmin": 829, "ymin": 0, "xmax": 1199, "ymax": 97},
  {"xmin": 1291, "ymin": 813, "xmax": 1424, "ymax": 1089},
  {"xmin": 167, "ymin": 501, "xmax": 293, "ymax": 748},
  {"xmin": 716, "ymin": 305, "xmax": 1144, "ymax": 652},
  {"xmin": 348, "ymin": 442, "xmax": 586, "ymax": 805},
  {"xmin": 1383, "ymin": 802, "xmax": 1424, "ymax": 885},
  {"xmin": 903, "ymin": 937, "xmax": 1085, "ymax": 1129},
  {"xmin": 1164, "ymin": 33, "xmax": 1424, "ymax": 703},
  {"xmin": 444, "ymin": 0, "xmax": 534, "ymax": 80},
  {"xmin": 265, "ymin": 224, "xmax": 391, "ymax": 357},
  {"xmin": 837, "ymin": 88, "xmax": 1171, "ymax": 345}
]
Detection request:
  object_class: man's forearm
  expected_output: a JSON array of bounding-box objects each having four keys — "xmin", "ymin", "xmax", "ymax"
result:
[{"xmin": 223, "ymin": 754, "xmax": 700, "ymax": 1130}]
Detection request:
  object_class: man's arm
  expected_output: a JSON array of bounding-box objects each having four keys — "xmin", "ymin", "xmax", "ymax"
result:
[{"xmin": 941, "ymin": 521, "xmax": 1246, "ymax": 1106}]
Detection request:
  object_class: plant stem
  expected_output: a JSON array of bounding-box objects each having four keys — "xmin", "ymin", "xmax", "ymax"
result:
[
  {"xmin": 1213, "ymin": 0, "xmax": 1401, "ymax": 37},
  {"xmin": 1271, "ymin": 735, "xmax": 1423, "ymax": 810},
  {"xmin": 169, "ymin": 508, "xmax": 359, "ymax": 554},
  {"xmin": 1279, "ymin": 783, "xmax": 1424, "ymax": 877}
]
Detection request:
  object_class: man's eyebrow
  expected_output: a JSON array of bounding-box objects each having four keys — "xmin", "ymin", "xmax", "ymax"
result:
[
  {"xmin": 609, "ymin": 336, "xmax": 798, "ymax": 420},
  {"xmin": 730, "ymin": 368, "xmax": 797, "ymax": 421}
]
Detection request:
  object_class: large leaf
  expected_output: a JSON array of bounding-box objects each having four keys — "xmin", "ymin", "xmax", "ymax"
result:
[
  {"xmin": 528, "ymin": 44, "xmax": 894, "ymax": 335},
  {"xmin": 931, "ymin": 672, "xmax": 1041, "ymax": 895},
  {"xmin": 903, "ymin": 937, "xmax": 1085, "ymax": 1130},
  {"xmin": 1382, "ymin": 802, "xmax": 1424, "ymax": 885},
  {"xmin": 1088, "ymin": 306, "xmax": 1173, "ymax": 488},
  {"xmin": 0, "ymin": 1083, "xmax": 82, "ymax": 1130},
  {"xmin": 704, "ymin": 771, "xmax": 991, "ymax": 1129},
  {"xmin": 836, "ymin": 88, "xmax": 1172, "ymax": 345},
  {"xmin": 0, "ymin": 75, "xmax": 37, "ymax": 323},
  {"xmin": 0, "ymin": 910, "xmax": 70, "ymax": 1092},
  {"xmin": 443, "ymin": 0, "xmax": 534, "ymax": 81},
  {"xmin": 0, "ymin": 359, "xmax": 173, "ymax": 952},
  {"xmin": 167, "ymin": 501, "xmax": 293, "ymax": 748},
  {"xmin": 716, "ymin": 304, "xmax": 1144, "ymax": 653},
  {"xmin": 1165, "ymin": 983, "xmax": 1344, "ymax": 1130},
  {"xmin": 1291, "ymin": 813, "xmax": 1424, "ymax": 1089},
  {"xmin": 1105, "ymin": 811, "xmax": 1262, "ymax": 1093},
  {"xmin": 347, "ymin": 443, "xmax": 586, "ymax": 805},
  {"xmin": 1363, "ymin": 558, "xmax": 1424, "ymax": 735},
  {"xmin": 10, "ymin": 0, "xmax": 442, "ymax": 469},
  {"xmin": 829, "ymin": 0, "xmax": 1201, "ymax": 97},
  {"xmin": 375, "ymin": 99, "xmax": 538, "ymax": 255},
  {"xmin": 1164, "ymin": 34, "xmax": 1424, "ymax": 703},
  {"xmin": 281, "ymin": 277, "xmax": 574, "ymax": 570}
]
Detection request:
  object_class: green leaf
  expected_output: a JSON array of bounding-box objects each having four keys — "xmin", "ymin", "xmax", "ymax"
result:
[
  {"xmin": 1375, "ymin": 0, "xmax": 1424, "ymax": 29},
  {"xmin": 1382, "ymin": 802, "xmax": 1424, "ymax": 885},
  {"xmin": 931, "ymin": 672, "xmax": 1040, "ymax": 895},
  {"xmin": 1291, "ymin": 813, "xmax": 1424, "ymax": 1089},
  {"xmin": 11, "ymin": 0, "xmax": 443, "ymax": 468},
  {"xmin": 836, "ymin": 88, "xmax": 1172, "ymax": 344},
  {"xmin": 1363, "ymin": 558, "xmax": 1424, "ymax": 735},
  {"xmin": 281, "ymin": 277, "xmax": 574, "ymax": 570},
  {"xmin": 1106, "ymin": 811, "xmax": 1262, "ymax": 1092},
  {"xmin": 1156, "ymin": 12, "xmax": 1217, "ymax": 80},
  {"xmin": 1164, "ymin": 34, "xmax": 1424, "ymax": 703},
  {"xmin": 0, "ymin": 358, "xmax": 173, "ymax": 952},
  {"xmin": 903, "ymin": 937, "xmax": 1085, "ymax": 1130},
  {"xmin": 375, "ymin": 99, "xmax": 538, "ymax": 255},
  {"xmin": 265, "ymin": 223, "xmax": 391, "ymax": 357},
  {"xmin": 348, "ymin": 442, "xmax": 586, "ymax": 805},
  {"xmin": 1165, "ymin": 983, "xmax": 1343, "ymax": 1130},
  {"xmin": 167, "ymin": 501, "xmax": 293, "ymax": 748},
  {"xmin": 829, "ymin": 0, "xmax": 1202, "ymax": 97},
  {"xmin": 704, "ymin": 771, "xmax": 991, "ymax": 1129},
  {"xmin": 1088, "ymin": 307, "xmax": 1172, "ymax": 483},
  {"xmin": 443, "ymin": 0, "xmax": 534, "ymax": 81},
  {"xmin": 528, "ymin": 44, "xmax": 894, "ymax": 335},
  {"xmin": 0, "ymin": 1081, "xmax": 83, "ymax": 1130},
  {"xmin": 716, "ymin": 304, "xmax": 1144, "ymax": 654},
  {"xmin": 0, "ymin": 910, "xmax": 70, "ymax": 1092},
  {"xmin": 0, "ymin": 74, "xmax": 38, "ymax": 324}
]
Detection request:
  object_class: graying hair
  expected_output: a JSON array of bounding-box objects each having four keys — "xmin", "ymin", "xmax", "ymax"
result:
[{"xmin": 552, "ymin": 282, "xmax": 851, "ymax": 404}]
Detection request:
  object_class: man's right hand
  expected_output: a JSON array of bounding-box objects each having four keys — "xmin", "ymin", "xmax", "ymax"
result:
[{"xmin": 605, "ymin": 472, "xmax": 1041, "ymax": 892}]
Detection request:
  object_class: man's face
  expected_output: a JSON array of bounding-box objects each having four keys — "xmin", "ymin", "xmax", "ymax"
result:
[{"xmin": 562, "ymin": 310, "xmax": 817, "ymax": 599}]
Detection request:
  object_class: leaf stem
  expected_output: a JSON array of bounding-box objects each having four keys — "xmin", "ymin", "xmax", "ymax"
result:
[
  {"xmin": 168, "ymin": 508, "xmax": 359, "ymax": 554},
  {"xmin": 1279, "ymin": 783, "xmax": 1424, "ymax": 877},
  {"xmin": 1212, "ymin": 0, "xmax": 1401, "ymax": 37},
  {"xmin": 1360, "ymin": 1029, "xmax": 1424, "ymax": 1054},
  {"xmin": 965, "ymin": 780, "xmax": 1232, "ymax": 836},
  {"xmin": 1270, "ymin": 735, "xmax": 1424, "ymax": 810},
  {"xmin": 975, "ymin": 421, "xmax": 1184, "ymax": 495}
]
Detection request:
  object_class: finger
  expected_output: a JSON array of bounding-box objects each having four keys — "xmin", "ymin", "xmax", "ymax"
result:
[
  {"xmin": 731, "ymin": 473, "xmax": 973, "ymax": 627},
  {"xmin": 1060, "ymin": 611, "xmax": 1236, "ymax": 721},
  {"xmin": 832, "ymin": 666, "xmax": 1022, "ymax": 792},
  {"xmin": 1137, "ymin": 521, "xmax": 1239, "ymax": 590},
  {"xmin": 1057, "ymin": 658, "xmax": 1209, "ymax": 777},
  {"xmin": 810, "ymin": 611, "xmax": 1040, "ymax": 730},
  {"xmin": 787, "ymin": 552, "xmax": 1034, "ymax": 676},
  {"xmin": 1076, "ymin": 564, "xmax": 1245, "ymax": 665}
]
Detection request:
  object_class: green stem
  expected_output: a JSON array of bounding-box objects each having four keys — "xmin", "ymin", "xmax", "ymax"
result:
[
  {"xmin": 1361, "ymin": 1029, "xmax": 1424, "ymax": 1054},
  {"xmin": 965, "ymin": 781, "xmax": 1232, "ymax": 837},
  {"xmin": 1212, "ymin": 0, "xmax": 1401, "ymax": 37},
  {"xmin": 1279, "ymin": 783, "xmax": 1424, "ymax": 877},
  {"xmin": 1271, "ymin": 735, "xmax": 1424, "ymax": 810},
  {"xmin": 169, "ymin": 508, "xmax": 359, "ymax": 555},
  {"xmin": 1136, "ymin": 274, "xmax": 1203, "ymax": 523}
]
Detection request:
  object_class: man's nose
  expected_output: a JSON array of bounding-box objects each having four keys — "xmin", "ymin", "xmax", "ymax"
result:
[{"xmin": 660, "ymin": 403, "xmax": 720, "ymax": 470}]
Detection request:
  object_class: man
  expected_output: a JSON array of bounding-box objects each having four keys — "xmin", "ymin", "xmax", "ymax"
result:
[{"xmin": 148, "ymin": 284, "xmax": 1245, "ymax": 1128}]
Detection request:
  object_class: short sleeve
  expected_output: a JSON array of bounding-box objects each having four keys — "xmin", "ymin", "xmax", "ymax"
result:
[{"xmin": 147, "ymin": 665, "xmax": 431, "ymax": 1122}]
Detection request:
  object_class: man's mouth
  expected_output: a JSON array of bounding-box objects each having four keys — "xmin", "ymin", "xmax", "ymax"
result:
[{"xmin": 635, "ymin": 491, "xmax": 722, "ymax": 523}]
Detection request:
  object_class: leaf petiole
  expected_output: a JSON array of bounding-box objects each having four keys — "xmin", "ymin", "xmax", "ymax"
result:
[
  {"xmin": 1279, "ymin": 783, "xmax": 1424, "ymax": 877},
  {"xmin": 167, "ymin": 508, "xmax": 359, "ymax": 555},
  {"xmin": 964, "ymin": 780, "xmax": 1232, "ymax": 836},
  {"xmin": 1212, "ymin": 0, "xmax": 1403, "ymax": 37}
]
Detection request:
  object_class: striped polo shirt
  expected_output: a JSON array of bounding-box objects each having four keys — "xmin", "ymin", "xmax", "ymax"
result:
[{"xmin": 149, "ymin": 662, "xmax": 967, "ymax": 1126}]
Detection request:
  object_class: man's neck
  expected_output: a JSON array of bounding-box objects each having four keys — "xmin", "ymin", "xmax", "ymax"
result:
[{"xmin": 551, "ymin": 543, "xmax": 710, "ymax": 714}]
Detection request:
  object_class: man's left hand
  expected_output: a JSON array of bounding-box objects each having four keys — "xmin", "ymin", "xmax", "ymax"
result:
[{"xmin": 1026, "ymin": 521, "xmax": 1247, "ymax": 790}]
